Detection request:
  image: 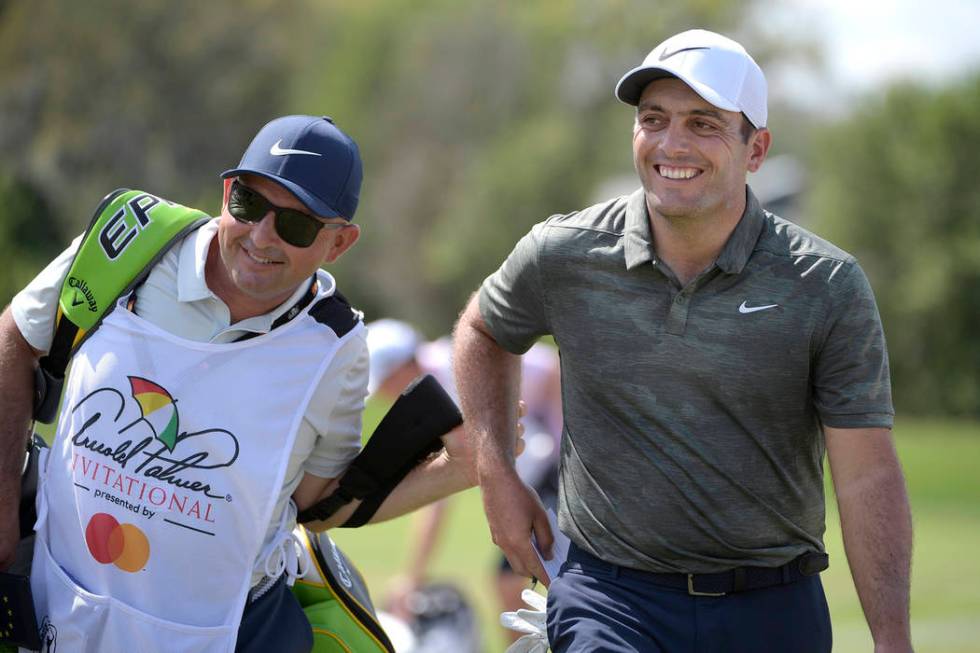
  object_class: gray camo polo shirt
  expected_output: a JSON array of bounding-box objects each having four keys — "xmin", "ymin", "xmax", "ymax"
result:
[{"xmin": 479, "ymin": 187, "xmax": 893, "ymax": 573}]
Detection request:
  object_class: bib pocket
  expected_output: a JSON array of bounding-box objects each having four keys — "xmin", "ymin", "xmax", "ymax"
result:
[{"xmin": 32, "ymin": 540, "xmax": 237, "ymax": 653}]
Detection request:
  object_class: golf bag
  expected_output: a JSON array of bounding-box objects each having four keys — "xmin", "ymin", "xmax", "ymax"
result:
[{"xmin": 292, "ymin": 527, "xmax": 396, "ymax": 652}]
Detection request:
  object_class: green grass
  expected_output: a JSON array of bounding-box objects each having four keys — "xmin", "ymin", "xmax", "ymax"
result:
[
  {"xmin": 822, "ymin": 418, "xmax": 980, "ymax": 653},
  {"xmin": 332, "ymin": 416, "xmax": 980, "ymax": 653}
]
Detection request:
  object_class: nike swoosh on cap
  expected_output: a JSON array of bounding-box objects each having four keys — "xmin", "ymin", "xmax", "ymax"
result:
[
  {"xmin": 738, "ymin": 301, "xmax": 779, "ymax": 314},
  {"xmin": 658, "ymin": 46, "xmax": 709, "ymax": 62},
  {"xmin": 269, "ymin": 139, "xmax": 322, "ymax": 157}
]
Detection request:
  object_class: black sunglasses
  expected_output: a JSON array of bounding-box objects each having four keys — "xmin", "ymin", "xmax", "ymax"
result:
[{"xmin": 227, "ymin": 180, "xmax": 345, "ymax": 248}]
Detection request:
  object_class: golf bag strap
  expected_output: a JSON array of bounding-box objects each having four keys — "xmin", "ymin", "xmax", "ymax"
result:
[
  {"xmin": 19, "ymin": 434, "xmax": 48, "ymax": 540},
  {"xmin": 297, "ymin": 374, "xmax": 462, "ymax": 527},
  {"xmin": 33, "ymin": 188, "xmax": 210, "ymax": 423}
]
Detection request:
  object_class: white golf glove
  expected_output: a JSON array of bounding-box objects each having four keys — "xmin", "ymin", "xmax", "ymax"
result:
[{"xmin": 500, "ymin": 588, "xmax": 549, "ymax": 653}]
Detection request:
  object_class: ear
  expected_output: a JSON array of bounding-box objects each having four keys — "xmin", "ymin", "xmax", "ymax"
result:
[
  {"xmin": 746, "ymin": 128, "xmax": 772, "ymax": 173},
  {"xmin": 221, "ymin": 177, "xmax": 235, "ymax": 210},
  {"xmin": 322, "ymin": 224, "xmax": 361, "ymax": 264}
]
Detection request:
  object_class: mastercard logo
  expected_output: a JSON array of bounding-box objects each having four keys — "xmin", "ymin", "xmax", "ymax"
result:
[{"xmin": 85, "ymin": 513, "xmax": 150, "ymax": 572}]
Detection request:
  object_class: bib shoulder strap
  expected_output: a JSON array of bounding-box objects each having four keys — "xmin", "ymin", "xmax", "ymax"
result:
[
  {"xmin": 308, "ymin": 289, "xmax": 363, "ymax": 338},
  {"xmin": 33, "ymin": 189, "xmax": 209, "ymax": 422}
]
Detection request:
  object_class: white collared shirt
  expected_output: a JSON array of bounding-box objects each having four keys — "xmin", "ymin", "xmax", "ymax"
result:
[{"xmin": 12, "ymin": 219, "xmax": 366, "ymax": 583}]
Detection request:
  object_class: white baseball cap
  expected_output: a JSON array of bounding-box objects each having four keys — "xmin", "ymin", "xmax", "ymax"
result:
[
  {"xmin": 366, "ymin": 319, "xmax": 422, "ymax": 395},
  {"xmin": 614, "ymin": 29, "xmax": 768, "ymax": 128}
]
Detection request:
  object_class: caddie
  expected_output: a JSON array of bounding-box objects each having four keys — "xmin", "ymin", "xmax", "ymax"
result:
[
  {"xmin": 0, "ymin": 115, "xmax": 477, "ymax": 652},
  {"xmin": 453, "ymin": 29, "xmax": 914, "ymax": 652}
]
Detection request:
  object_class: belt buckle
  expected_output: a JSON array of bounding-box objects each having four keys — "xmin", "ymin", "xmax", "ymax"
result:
[{"xmin": 687, "ymin": 574, "xmax": 726, "ymax": 597}]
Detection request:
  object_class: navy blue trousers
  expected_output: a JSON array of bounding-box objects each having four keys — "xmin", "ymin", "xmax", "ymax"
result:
[
  {"xmin": 236, "ymin": 576, "xmax": 313, "ymax": 653},
  {"xmin": 547, "ymin": 544, "xmax": 832, "ymax": 653}
]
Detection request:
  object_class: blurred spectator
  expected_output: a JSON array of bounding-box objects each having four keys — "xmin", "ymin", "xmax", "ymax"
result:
[{"xmin": 366, "ymin": 319, "xmax": 561, "ymax": 644}]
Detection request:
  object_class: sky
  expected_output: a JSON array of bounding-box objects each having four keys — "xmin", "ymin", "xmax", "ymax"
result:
[{"xmin": 757, "ymin": 0, "xmax": 980, "ymax": 112}]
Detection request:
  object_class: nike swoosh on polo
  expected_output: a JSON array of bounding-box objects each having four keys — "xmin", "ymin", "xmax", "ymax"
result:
[
  {"xmin": 270, "ymin": 140, "xmax": 322, "ymax": 157},
  {"xmin": 658, "ymin": 46, "xmax": 709, "ymax": 62},
  {"xmin": 738, "ymin": 301, "xmax": 779, "ymax": 314}
]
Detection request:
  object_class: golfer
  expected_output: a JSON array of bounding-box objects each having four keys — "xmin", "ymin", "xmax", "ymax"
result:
[{"xmin": 453, "ymin": 29, "xmax": 913, "ymax": 652}]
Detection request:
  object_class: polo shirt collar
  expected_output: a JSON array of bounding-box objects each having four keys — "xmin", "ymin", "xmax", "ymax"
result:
[
  {"xmin": 176, "ymin": 218, "xmax": 316, "ymax": 329},
  {"xmin": 623, "ymin": 186, "xmax": 766, "ymax": 275},
  {"xmin": 624, "ymin": 189, "xmax": 655, "ymax": 270},
  {"xmin": 177, "ymin": 218, "xmax": 219, "ymax": 303},
  {"xmin": 714, "ymin": 186, "xmax": 766, "ymax": 275}
]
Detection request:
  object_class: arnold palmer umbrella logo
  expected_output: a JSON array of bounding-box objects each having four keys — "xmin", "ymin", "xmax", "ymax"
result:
[
  {"xmin": 129, "ymin": 376, "xmax": 179, "ymax": 451},
  {"xmin": 68, "ymin": 375, "xmax": 241, "ymax": 547},
  {"xmin": 70, "ymin": 377, "xmax": 240, "ymax": 498}
]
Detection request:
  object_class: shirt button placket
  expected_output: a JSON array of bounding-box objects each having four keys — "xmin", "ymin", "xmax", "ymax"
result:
[{"xmin": 666, "ymin": 292, "xmax": 690, "ymax": 335}]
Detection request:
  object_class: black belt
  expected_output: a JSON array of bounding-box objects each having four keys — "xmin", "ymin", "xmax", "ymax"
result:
[{"xmin": 566, "ymin": 544, "xmax": 828, "ymax": 596}]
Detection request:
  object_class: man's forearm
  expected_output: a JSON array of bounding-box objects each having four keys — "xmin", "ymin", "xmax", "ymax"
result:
[
  {"xmin": 368, "ymin": 450, "xmax": 470, "ymax": 523},
  {"xmin": 0, "ymin": 308, "xmax": 40, "ymax": 568},
  {"xmin": 452, "ymin": 295, "xmax": 522, "ymax": 479},
  {"xmin": 827, "ymin": 426, "xmax": 913, "ymax": 650},
  {"xmin": 452, "ymin": 295, "xmax": 554, "ymax": 580},
  {"xmin": 302, "ymin": 450, "xmax": 471, "ymax": 531}
]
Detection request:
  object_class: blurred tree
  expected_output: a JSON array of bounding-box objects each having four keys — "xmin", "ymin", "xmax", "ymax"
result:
[
  {"xmin": 295, "ymin": 0, "xmax": 770, "ymax": 333},
  {"xmin": 806, "ymin": 74, "xmax": 980, "ymax": 417},
  {"xmin": 0, "ymin": 0, "xmax": 308, "ymax": 235},
  {"xmin": 0, "ymin": 172, "xmax": 63, "ymax": 304}
]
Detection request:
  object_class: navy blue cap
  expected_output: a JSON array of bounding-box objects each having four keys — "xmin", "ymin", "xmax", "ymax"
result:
[{"xmin": 221, "ymin": 115, "xmax": 363, "ymax": 221}]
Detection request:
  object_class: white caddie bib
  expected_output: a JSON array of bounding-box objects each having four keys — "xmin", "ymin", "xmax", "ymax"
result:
[{"xmin": 30, "ymin": 297, "xmax": 355, "ymax": 653}]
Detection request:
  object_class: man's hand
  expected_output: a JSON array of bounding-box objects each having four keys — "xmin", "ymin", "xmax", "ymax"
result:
[
  {"xmin": 440, "ymin": 424, "xmax": 477, "ymax": 486},
  {"xmin": 479, "ymin": 461, "xmax": 554, "ymax": 585},
  {"xmin": 384, "ymin": 573, "xmax": 423, "ymax": 623}
]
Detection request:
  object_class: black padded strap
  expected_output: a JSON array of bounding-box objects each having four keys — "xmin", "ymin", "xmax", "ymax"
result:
[
  {"xmin": 33, "ymin": 321, "xmax": 78, "ymax": 423},
  {"xmin": 308, "ymin": 289, "xmax": 361, "ymax": 337},
  {"xmin": 39, "ymin": 318, "xmax": 79, "ymax": 384},
  {"xmin": 296, "ymin": 374, "xmax": 462, "ymax": 526}
]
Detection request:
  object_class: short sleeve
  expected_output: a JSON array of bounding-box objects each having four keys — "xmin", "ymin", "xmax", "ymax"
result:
[
  {"xmin": 812, "ymin": 262, "xmax": 894, "ymax": 428},
  {"xmin": 301, "ymin": 333, "xmax": 368, "ymax": 478},
  {"xmin": 478, "ymin": 222, "xmax": 551, "ymax": 354},
  {"xmin": 10, "ymin": 235, "xmax": 83, "ymax": 353}
]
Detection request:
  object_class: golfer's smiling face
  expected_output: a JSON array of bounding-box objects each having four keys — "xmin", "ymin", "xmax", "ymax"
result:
[{"xmin": 632, "ymin": 77, "xmax": 767, "ymax": 222}]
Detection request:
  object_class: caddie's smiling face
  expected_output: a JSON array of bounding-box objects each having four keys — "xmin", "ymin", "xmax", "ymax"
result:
[
  {"xmin": 208, "ymin": 173, "xmax": 359, "ymax": 321},
  {"xmin": 633, "ymin": 77, "xmax": 769, "ymax": 222}
]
